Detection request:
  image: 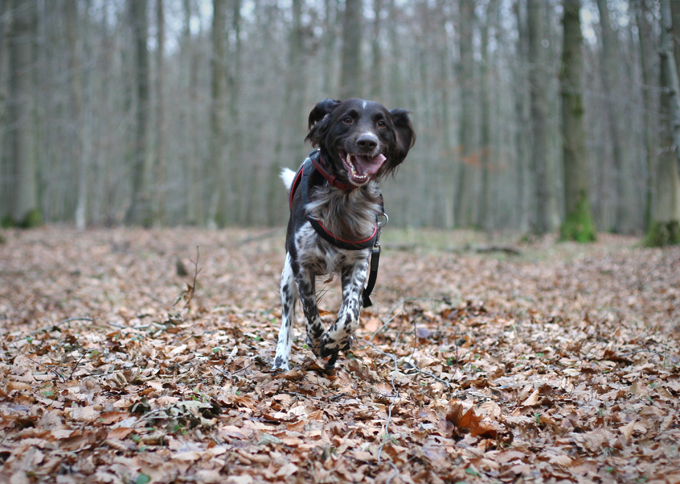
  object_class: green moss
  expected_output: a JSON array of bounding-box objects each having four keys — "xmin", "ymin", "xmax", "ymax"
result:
[
  {"xmin": 645, "ymin": 221, "xmax": 680, "ymax": 247},
  {"xmin": 19, "ymin": 209, "xmax": 42, "ymax": 228},
  {"xmin": 560, "ymin": 192, "xmax": 596, "ymax": 243},
  {"xmin": 1, "ymin": 215, "xmax": 14, "ymax": 228}
]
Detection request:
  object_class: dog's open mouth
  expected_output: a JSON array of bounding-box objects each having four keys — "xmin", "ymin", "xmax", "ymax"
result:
[{"xmin": 339, "ymin": 151, "xmax": 386, "ymax": 186}]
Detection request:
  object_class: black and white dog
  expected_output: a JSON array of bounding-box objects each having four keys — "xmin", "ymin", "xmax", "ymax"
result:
[{"xmin": 273, "ymin": 98, "xmax": 415, "ymax": 372}]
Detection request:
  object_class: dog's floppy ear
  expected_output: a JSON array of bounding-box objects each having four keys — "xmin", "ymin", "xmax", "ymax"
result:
[
  {"xmin": 388, "ymin": 109, "xmax": 416, "ymax": 167},
  {"xmin": 305, "ymin": 99, "xmax": 341, "ymax": 146},
  {"xmin": 308, "ymin": 98, "xmax": 341, "ymax": 129}
]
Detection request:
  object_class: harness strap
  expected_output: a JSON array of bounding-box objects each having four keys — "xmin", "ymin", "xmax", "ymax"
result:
[{"xmin": 288, "ymin": 153, "xmax": 384, "ymax": 307}]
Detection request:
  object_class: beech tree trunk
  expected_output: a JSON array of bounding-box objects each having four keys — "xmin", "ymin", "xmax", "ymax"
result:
[
  {"xmin": 8, "ymin": 0, "xmax": 39, "ymax": 227},
  {"xmin": 207, "ymin": 0, "xmax": 226, "ymax": 227},
  {"xmin": 154, "ymin": 0, "xmax": 166, "ymax": 226},
  {"xmin": 559, "ymin": 0, "xmax": 595, "ymax": 242},
  {"xmin": 647, "ymin": 0, "xmax": 680, "ymax": 246},
  {"xmin": 126, "ymin": 0, "xmax": 151, "ymax": 226},
  {"xmin": 527, "ymin": 0, "xmax": 551, "ymax": 234},
  {"xmin": 340, "ymin": 0, "xmax": 362, "ymax": 98},
  {"xmin": 454, "ymin": 0, "xmax": 476, "ymax": 227}
]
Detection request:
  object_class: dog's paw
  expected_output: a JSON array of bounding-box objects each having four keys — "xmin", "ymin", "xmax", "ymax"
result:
[{"xmin": 271, "ymin": 355, "xmax": 290, "ymax": 373}]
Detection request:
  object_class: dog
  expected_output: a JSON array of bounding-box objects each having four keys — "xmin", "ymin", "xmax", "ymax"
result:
[{"xmin": 272, "ymin": 98, "xmax": 415, "ymax": 372}]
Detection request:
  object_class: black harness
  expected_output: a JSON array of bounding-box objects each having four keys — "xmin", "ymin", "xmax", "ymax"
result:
[{"xmin": 289, "ymin": 151, "xmax": 385, "ymax": 307}]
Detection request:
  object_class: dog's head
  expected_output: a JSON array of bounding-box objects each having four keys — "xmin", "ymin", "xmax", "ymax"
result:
[{"xmin": 305, "ymin": 98, "xmax": 416, "ymax": 187}]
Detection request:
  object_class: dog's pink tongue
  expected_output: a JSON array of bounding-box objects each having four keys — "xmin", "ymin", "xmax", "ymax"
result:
[{"xmin": 355, "ymin": 154, "xmax": 386, "ymax": 175}]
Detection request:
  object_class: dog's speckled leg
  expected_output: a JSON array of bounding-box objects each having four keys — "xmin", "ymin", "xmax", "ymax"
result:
[
  {"xmin": 273, "ymin": 253, "xmax": 297, "ymax": 371},
  {"xmin": 320, "ymin": 260, "xmax": 368, "ymax": 366}
]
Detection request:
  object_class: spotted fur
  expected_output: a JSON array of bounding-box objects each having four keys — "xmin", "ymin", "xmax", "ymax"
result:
[{"xmin": 272, "ymin": 98, "xmax": 415, "ymax": 372}]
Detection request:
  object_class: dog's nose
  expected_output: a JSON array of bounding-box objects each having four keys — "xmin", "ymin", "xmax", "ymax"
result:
[{"xmin": 357, "ymin": 133, "xmax": 378, "ymax": 152}]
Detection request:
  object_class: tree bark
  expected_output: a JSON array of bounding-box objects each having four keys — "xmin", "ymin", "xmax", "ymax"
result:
[
  {"xmin": 634, "ymin": 0, "xmax": 658, "ymax": 232},
  {"xmin": 207, "ymin": 0, "xmax": 226, "ymax": 227},
  {"xmin": 126, "ymin": 0, "xmax": 151, "ymax": 226},
  {"xmin": 340, "ymin": 0, "xmax": 363, "ymax": 98},
  {"xmin": 8, "ymin": 0, "xmax": 39, "ymax": 227},
  {"xmin": 154, "ymin": 0, "xmax": 166, "ymax": 226},
  {"xmin": 527, "ymin": 0, "xmax": 551, "ymax": 234},
  {"xmin": 646, "ymin": 0, "xmax": 680, "ymax": 246},
  {"xmin": 454, "ymin": 0, "xmax": 476, "ymax": 227},
  {"xmin": 560, "ymin": 0, "xmax": 595, "ymax": 242},
  {"xmin": 479, "ymin": 0, "xmax": 498, "ymax": 232},
  {"xmin": 596, "ymin": 0, "xmax": 635, "ymax": 233}
]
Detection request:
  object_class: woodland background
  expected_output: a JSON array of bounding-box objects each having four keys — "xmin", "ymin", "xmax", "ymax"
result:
[{"xmin": 0, "ymin": 0, "xmax": 679, "ymax": 242}]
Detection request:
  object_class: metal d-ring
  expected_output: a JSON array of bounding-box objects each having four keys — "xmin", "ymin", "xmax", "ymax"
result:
[{"xmin": 377, "ymin": 213, "xmax": 389, "ymax": 227}]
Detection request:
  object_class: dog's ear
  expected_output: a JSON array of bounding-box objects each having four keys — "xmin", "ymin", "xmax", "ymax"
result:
[
  {"xmin": 305, "ymin": 99, "xmax": 341, "ymax": 146},
  {"xmin": 388, "ymin": 109, "xmax": 416, "ymax": 167},
  {"xmin": 308, "ymin": 99, "xmax": 341, "ymax": 129}
]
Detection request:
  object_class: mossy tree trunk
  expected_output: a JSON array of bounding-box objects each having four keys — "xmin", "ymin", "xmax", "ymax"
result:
[
  {"xmin": 559, "ymin": 0, "xmax": 595, "ymax": 242},
  {"xmin": 646, "ymin": 0, "xmax": 680, "ymax": 247}
]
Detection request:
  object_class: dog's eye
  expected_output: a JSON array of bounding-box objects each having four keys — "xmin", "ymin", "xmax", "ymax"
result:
[
  {"xmin": 342, "ymin": 116, "xmax": 353, "ymax": 125},
  {"xmin": 377, "ymin": 120, "xmax": 386, "ymax": 128}
]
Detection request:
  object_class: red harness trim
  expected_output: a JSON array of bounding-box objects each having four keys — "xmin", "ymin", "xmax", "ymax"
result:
[
  {"xmin": 314, "ymin": 216, "xmax": 379, "ymax": 245},
  {"xmin": 289, "ymin": 165, "xmax": 304, "ymax": 210},
  {"xmin": 310, "ymin": 153, "xmax": 355, "ymax": 191}
]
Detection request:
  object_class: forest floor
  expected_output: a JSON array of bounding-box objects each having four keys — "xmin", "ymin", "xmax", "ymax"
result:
[{"xmin": 1, "ymin": 227, "xmax": 679, "ymax": 484}]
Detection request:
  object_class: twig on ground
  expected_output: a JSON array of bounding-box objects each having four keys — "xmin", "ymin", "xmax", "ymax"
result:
[
  {"xmin": 68, "ymin": 354, "xmax": 86, "ymax": 380},
  {"xmin": 176, "ymin": 246, "xmax": 202, "ymax": 309},
  {"xmin": 29, "ymin": 317, "xmax": 94, "ymax": 336},
  {"xmin": 405, "ymin": 366, "xmax": 451, "ymax": 388}
]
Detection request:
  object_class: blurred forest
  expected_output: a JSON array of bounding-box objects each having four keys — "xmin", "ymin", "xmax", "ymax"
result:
[{"xmin": 0, "ymin": 0, "xmax": 679, "ymax": 242}]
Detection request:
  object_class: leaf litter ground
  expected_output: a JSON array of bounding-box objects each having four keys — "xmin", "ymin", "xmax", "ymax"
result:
[{"xmin": 0, "ymin": 227, "xmax": 679, "ymax": 484}]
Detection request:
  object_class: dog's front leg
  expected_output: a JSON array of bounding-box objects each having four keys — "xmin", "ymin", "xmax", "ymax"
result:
[
  {"xmin": 294, "ymin": 269, "xmax": 324, "ymax": 358},
  {"xmin": 273, "ymin": 253, "xmax": 298, "ymax": 371},
  {"xmin": 320, "ymin": 260, "xmax": 369, "ymax": 368}
]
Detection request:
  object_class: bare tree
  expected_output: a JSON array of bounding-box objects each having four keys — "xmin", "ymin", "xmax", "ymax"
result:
[
  {"xmin": 207, "ymin": 0, "xmax": 226, "ymax": 227},
  {"xmin": 596, "ymin": 0, "xmax": 635, "ymax": 234},
  {"xmin": 340, "ymin": 0, "xmax": 363, "ymax": 98},
  {"xmin": 455, "ymin": 0, "xmax": 476, "ymax": 228},
  {"xmin": 646, "ymin": 0, "xmax": 680, "ymax": 246},
  {"xmin": 8, "ymin": 0, "xmax": 39, "ymax": 227},
  {"xmin": 154, "ymin": 0, "xmax": 166, "ymax": 226},
  {"xmin": 126, "ymin": 0, "xmax": 151, "ymax": 226},
  {"xmin": 527, "ymin": 0, "xmax": 552, "ymax": 234},
  {"xmin": 560, "ymin": 0, "xmax": 595, "ymax": 242}
]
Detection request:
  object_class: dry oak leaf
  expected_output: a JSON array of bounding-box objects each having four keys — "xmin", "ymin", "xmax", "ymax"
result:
[{"xmin": 446, "ymin": 402, "xmax": 498, "ymax": 438}]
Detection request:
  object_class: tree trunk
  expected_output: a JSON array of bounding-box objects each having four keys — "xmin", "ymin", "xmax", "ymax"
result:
[
  {"xmin": 646, "ymin": 0, "xmax": 680, "ymax": 246},
  {"xmin": 596, "ymin": 0, "xmax": 635, "ymax": 233},
  {"xmin": 340, "ymin": 0, "xmax": 362, "ymax": 98},
  {"xmin": 559, "ymin": 0, "xmax": 595, "ymax": 242},
  {"xmin": 126, "ymin": 0, "xmax": 151, "ymax": 226},
  {"xmin": 455, "ymin": 0, "xmax": 476, "ymax": 227},
  {"xmin": 154, "ymin": 0, "xmax": 165, "ymax": 226},
  {"xmin": 65, "ymin": 0, "xmax": 87, "ymax": 229},
  {"xmin": 479, "ymin": 0, "xmax": 498, "ymax": 233},
  {"xmin": 207, "ymin": 0, "xmax": 226, "ymax": 227},
  {"xmin": 8, "ymin": 0, "xmax": 39, "ymax": 227},
  {"xmin": 634, "ymin": 0, "xmax": 658, "ymax": 232},
  {"xmin": 527, "ymin": 0, "xmax": 551, "ymax": 234},
  {"xmin": 370, "ymin": 0, "xmax": 383, "ymax": 100},
  {"xmin": 513, "ymin": 0, "xmax": 530, "ymax": 232}
]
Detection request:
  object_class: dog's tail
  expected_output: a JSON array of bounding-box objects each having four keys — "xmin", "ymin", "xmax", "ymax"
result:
[{"xmin": 280, "ymin": 168, "xmax": 296, "ymax": 192}]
